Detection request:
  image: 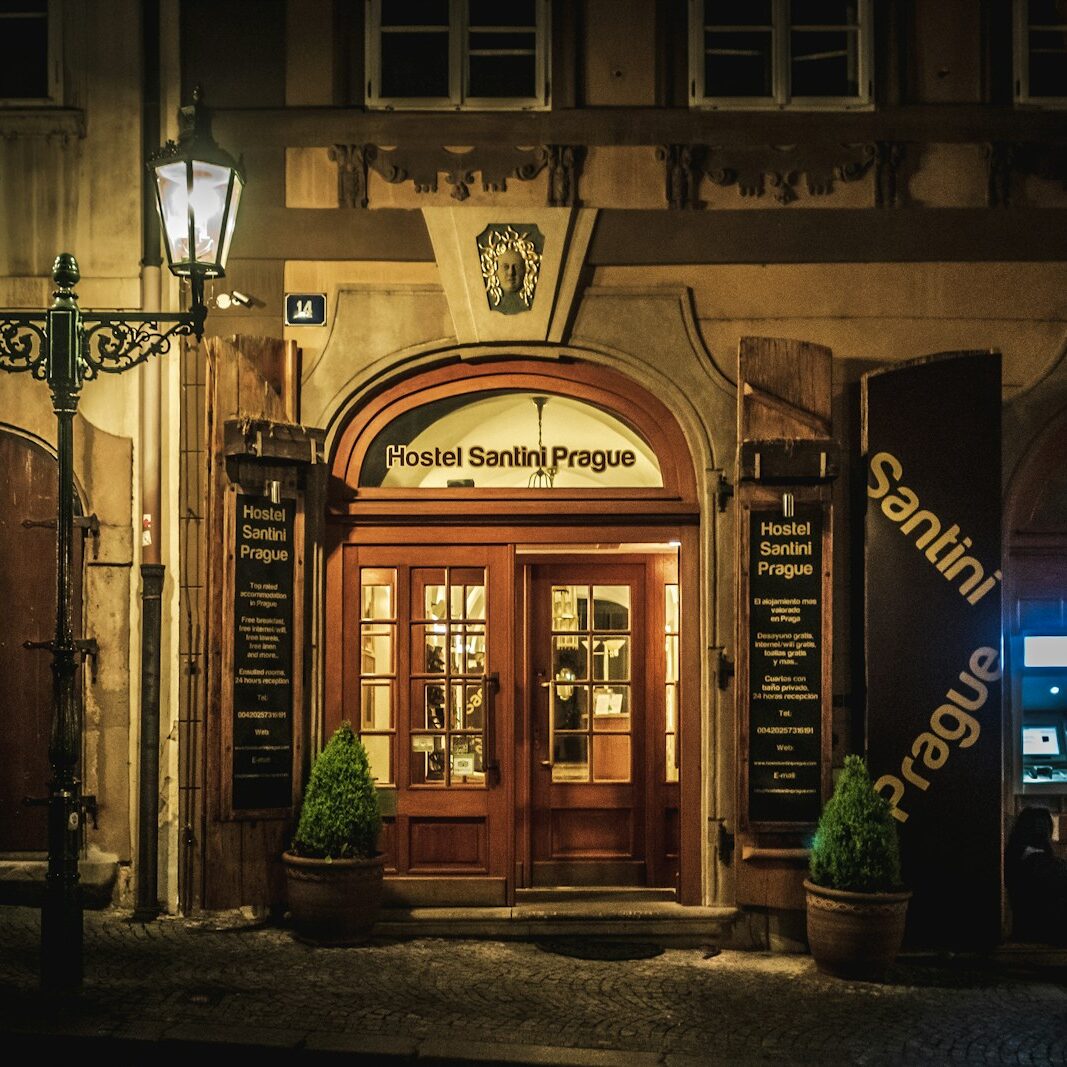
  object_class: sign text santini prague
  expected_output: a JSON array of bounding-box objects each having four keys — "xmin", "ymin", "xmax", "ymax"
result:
[{"xmin": 386, "ymin": 443, "xmax": 637, "ymax": 474}]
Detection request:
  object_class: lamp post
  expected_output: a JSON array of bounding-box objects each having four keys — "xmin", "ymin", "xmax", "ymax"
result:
[{"xmin": 0, "ymin": 88, "xmax": 243, "ymax": 993}]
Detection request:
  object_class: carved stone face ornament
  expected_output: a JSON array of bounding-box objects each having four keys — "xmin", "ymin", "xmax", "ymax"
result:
[
  {"xmin": 478, "ymin": 224, "xmax": 542, "ymax": 314},
  {"xmin": 497, "ymin": 249, "xmax": 525, "ymax": 293}
]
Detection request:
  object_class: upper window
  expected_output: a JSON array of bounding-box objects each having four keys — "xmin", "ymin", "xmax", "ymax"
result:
[
  {"xmin": 0, "ymin": 1, "xmax": 60, "ymax": 104},
  {"xmin": 366, "ymin": 0, "xmax": 550, "ymax": 110},
  {"xmin": 1015, "ymin": 0, "xmax": 1067, "ymax": 106},
  {"xmin": 689, "ymin": 0, "xmax": 872, "ymax": 110}
]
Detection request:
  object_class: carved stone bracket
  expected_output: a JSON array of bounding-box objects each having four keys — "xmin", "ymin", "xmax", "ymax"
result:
[
  {"xmin": 329, "ymin": 144, "xmax": 371, "ymax": 208},
  {"xmin": 656, "ymin": 144, "xmax": 703, "ymax": 209},
  {"xmin": 545, "ymin": 144, "xmax": 585, "ymax": 207},
  {"xmin": 331, "ymin": 144, "xmax": 559, "ymax": 206},
  {"xmin": 984, "ymin": 141, "xmax": 1016, "ymax": 207},
  {"xmin": 701, "ymin": 143, "xmax": 877, "ymax": 205},
  {"xmin": 873, "ymin": 141, "xmax": 906, "ymax": 208},
  {"xmin": 984, "ymin": 141, "xmax": 1067, "ymax": 207}
]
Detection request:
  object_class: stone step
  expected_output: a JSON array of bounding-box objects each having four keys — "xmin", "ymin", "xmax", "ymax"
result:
[
  {"xmin": 514, "ymin": 886, "xmax": 678, "ymax": 904},
  {"xmin": 0, "ymin": 850, "xmax": 119, "ymax": 908},
  {"xmin": 377, "ymin": 902, "xmax": 738, "ymax": 946}
]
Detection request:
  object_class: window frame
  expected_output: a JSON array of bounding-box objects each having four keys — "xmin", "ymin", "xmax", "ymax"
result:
[
  {"xmin": 688, "ymin": 0, "xmax": 873, "ymax": 111},
  {"xmin": 0, "ymin": 0, "xmax": 62, "ymax": 107},
  {"xmin": 1014, "ymin": 0, "xmax": 1067, "ymax": 108},
  {"xmin": 365, "ymin": 0, "xmax": 551, "ymax": 111}
]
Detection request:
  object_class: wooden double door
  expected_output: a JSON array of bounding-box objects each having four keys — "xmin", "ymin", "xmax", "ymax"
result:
[{"xmin": 334, "ymin": 541, "xmax": 678, "ymax": 900}]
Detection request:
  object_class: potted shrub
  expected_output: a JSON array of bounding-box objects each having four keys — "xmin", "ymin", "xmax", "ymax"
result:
[
  {"xmin": 283, "ymin": 722, "xmax": 384, "ymax": 945},
  {"xmin": 804, "ymin": 754, "xmax": 911, "ymax": 981}
]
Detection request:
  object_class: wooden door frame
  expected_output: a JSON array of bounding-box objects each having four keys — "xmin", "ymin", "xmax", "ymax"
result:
[
  {"xmin": 521, "ymin": 555, "xmax": 653, "ymax": 888},
  {"xmin": 327, "ymin": 520, "xmax": 702, "ymax": 904}
]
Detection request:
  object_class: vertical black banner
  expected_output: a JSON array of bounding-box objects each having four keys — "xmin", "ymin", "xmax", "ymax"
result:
[
  {"xmin": 747, "ymin": 506, "xmax": 823, "ymax": 824},
  {"xmin": 232, "ymin": 494, "xmax": 296, "ymax": 810},
  {"xmin": 863, "ymin": 353, "xmax": 1001, "ymax": 948}
]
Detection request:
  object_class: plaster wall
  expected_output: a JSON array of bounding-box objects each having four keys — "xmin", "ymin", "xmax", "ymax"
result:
[{"xmin": 0, "ymin": 0, "xmax": 147, "ymax": 890}]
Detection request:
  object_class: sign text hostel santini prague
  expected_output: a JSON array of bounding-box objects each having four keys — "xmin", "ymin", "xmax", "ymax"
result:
[
  {"xmin": 385, "ymin": 443, "xmax": 638, "ymax": 474},
  {"xmin": 231, "ymin": 495, "xmax": 296, "ymax": 811}
]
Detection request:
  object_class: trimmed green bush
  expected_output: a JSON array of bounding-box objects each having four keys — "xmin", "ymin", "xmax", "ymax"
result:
[
  {"xmin": 292, "ymin": 722, "xmax": 381, "ymax": 859},
  {"xmin": 809, "ymin": 755, "xmax": 901, "ymax": 893}
]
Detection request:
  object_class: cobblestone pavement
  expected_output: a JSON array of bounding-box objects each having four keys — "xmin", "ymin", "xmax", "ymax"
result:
[{"xmin": 1, "ymin": 907, "xmax": 1066, "ymax": 1065}]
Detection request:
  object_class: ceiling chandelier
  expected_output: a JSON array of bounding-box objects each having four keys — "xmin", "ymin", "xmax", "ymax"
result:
[{"xmin": 528, "ymin": 394, "xmax": 557, "ymax": 489}]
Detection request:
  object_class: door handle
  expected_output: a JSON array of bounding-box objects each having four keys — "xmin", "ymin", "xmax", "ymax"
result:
[{"xmin": 484, "ymin": 671, "xmax": 500, "ymax": 785}]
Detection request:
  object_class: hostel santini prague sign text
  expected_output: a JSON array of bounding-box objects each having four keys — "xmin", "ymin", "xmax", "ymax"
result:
[
  {"xmin": 385, "ymin": 444, "xmax": 638, "ymax": 474},
  {"xmin": 231, "ymin": 495, "xmax": 296, "ymax": 811},
  {"xmin": 746, "ymin": 510, "xmax": 823, "ymax": 825}
]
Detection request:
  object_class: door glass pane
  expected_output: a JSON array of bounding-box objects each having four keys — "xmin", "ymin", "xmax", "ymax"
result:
[
  {"xmin": 411, "ymin": 734, "xmax": 446, "ymax": 785},
  {"xmin": 553, "ymin": 685, "xmax": 588, "ymax": 731},
  {"xmin": 361, "ymin": 630, "xmax": 393, "ymax": 675},
  {"xmin": 593, "ymin": 586, "xmax": 630, "ymax": 630},
  {"xmin": 465, "ymin": 584, "xmax": 486, "ymax": 620},
  {"xmin": 451, "ymin": 682, "xmax": 485, "ymax": 730},
  {"xmin": 665, "ymin": 633, "xmax": 679, "ymax": 683},
  {"xmin": 455, "ymin": 625, "xmax": 485, "ymax": 674},
  {"xmin": 553, "ymin": 636, "xmax": 588, "ymax": 680},
  {"xmin": 552, "ymin": 585, "xmax": 586, "ymax": 630},
  {"xmin": 450, "ymin": 735, "xmax": 484, "ymax": 781},
  {"xmin": 362, "ymin": 682, "xmax": 393, "ymax": 730},
  {"xmin": 665, "ymin": 584, "xmax": 679, "ymax": 634},
  {"xmin": 592, "ymin": 637, "xmax": 629, "ymax": 681},
  {"xmin": 418, "ymin": 627, "xmax": 447, "ymax": 673},
  {"xmin": 362, "ymin": 583, "xmax": 393, "ymax": 620},
  {"xmin": 552, "ymin": 735, "xmax": 589, "ymax": 781},
  {"xmin": 665, "ymin": 685, "xmax": 677, "ymax": 733},
  {"xmin": 593, "ymin": 735, "xmax": 631, "ymax": 782},
  {"xmin": 418, "ymin": 682, "xmax": 446, "ymax": 729},
  {"xmin": 592, "ymin": 685, "xmax": 630, "ymax": 731},
  {"xmin": 424, "ymin": 584, "xmax": 447, "ymax": 620},
  {"xmin": 666, "ymin": 734, "xmax": 678, "ymax": 783},
  {"xmin": 363, "ymin": 734, "xmax": 393, "ymax": 785}
]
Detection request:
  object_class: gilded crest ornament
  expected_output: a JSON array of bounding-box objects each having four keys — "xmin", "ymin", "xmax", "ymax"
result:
[{"xmin": 477, "ymin": 224, "xmax": 544, "ymax": 315}]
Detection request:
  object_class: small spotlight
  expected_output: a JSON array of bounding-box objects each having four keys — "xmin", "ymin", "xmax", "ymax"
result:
[
  {"xmin": 214, "ymin": 292, "xmax": 232, "ymax": 310},
  {"xmin": 230, "ymin": 290, "xmax": 253, "ymax": 307},
  {"xmin": 1051, "ymin": 686, "xmax": 1061, "ymax": 695}
]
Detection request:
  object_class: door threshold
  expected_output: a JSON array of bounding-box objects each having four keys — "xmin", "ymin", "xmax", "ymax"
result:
[
  {"xmin": 515, "ymin": 886, "xmax": 677, "ymax": 904},
  {"xmin": 376, "ymin": 901, "xmax": 737, "ymax": 947}
]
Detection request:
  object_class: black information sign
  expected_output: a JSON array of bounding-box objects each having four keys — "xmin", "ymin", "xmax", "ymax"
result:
[
  {"xmin": 864, "ymin": 353, "xmax": 1001, "ymax": 949},
  {"xmin": 232, "ymin": 493, "xmax": 296, "ymax": 810},
  {"xmin": 747, "ymin": 506, "xmax": 823, "ymax": 824}
]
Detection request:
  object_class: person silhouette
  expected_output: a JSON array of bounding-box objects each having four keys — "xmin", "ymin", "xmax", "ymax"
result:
[{"xmin": 1005, "ymin": 806, "xmax": 1067, "ymax": 945}]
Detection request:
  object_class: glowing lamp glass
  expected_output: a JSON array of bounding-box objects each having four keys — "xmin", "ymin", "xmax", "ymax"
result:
[{"xmin": 154, "ymin": 158, "xmax": 243, "ymax": 278}]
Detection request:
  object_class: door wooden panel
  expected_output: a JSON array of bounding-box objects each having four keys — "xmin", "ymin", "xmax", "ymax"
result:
[
  {"xmin": 0, "ymin": 431, "xmax": 83, "ymax": 852},
  {"xmin": 530, "ymin": 562, "xmax": 648, "ymax": 885},
  {"xmin": 337, "ymin": 544, "xmax": 512, "ymax": 891}
]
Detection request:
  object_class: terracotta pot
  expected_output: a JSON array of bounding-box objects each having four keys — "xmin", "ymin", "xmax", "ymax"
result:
[
  {"xmin": 804, "ymin": 879, "xmax": 911, "ymax": 982},
  {"xmin": 283, "ymin": 851, "xmax": 385, "ymax": 945}
]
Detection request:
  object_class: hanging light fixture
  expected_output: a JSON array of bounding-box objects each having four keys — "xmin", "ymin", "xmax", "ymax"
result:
[{"xmin": 528, "ymin": 395, "xmax": 557, "ymax": 489}]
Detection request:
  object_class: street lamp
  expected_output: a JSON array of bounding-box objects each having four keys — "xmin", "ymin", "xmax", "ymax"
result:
[{"xmin": 0, "ymin": 88, "xmax": 242, "ymax": 993}]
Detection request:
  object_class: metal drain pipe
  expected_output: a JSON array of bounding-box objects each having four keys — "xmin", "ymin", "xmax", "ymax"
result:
[{"xmin": 133, "ymin": 0, "xmax": 163, "ymax": 923}]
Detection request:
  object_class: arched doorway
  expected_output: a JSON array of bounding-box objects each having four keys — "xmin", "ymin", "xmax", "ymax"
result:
[
  {"xmin": 326, "ymin": 359, "xmax": 704, "ymax": 906},
  {"xmin": 0, "ymin": 428, "xmax": 85, "ymax": 853}
]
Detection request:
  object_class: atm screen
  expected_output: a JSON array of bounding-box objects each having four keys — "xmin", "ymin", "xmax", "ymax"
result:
[{"xmin": 1023, "ymin": 726, "xmax": 1062, "ymax": 757}]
